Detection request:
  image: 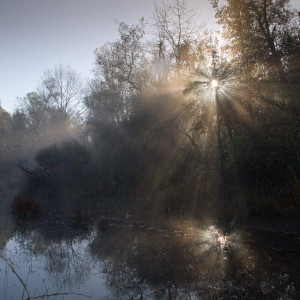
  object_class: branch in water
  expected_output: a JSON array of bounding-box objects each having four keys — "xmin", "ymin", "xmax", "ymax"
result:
[
  {"xmin": 26, "ymin": 293, "xmax": 92, "ymax": 300},
  {"xmin": 0, "ymin": 252, "xmax": 91, "ymax": 300}
]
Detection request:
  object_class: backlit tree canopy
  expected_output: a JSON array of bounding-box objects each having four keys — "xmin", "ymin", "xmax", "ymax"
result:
[{"xmin": 212, "ymin": 0, "xmax": 300, "ymax": 78}]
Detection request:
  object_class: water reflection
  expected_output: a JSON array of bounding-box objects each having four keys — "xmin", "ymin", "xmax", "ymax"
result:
[
  {"xmin": 90, "ymin": 219, "xmax": 296, "ymax": 299},
  {"xmin": 0, "ymin": 215, "xmax": 297, "ymax": 299}
]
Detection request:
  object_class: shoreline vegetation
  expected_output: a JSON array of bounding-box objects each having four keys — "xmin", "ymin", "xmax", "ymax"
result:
[{"xmin": 0, "ymin": 0, "xmax": 299, "ymax": 220}]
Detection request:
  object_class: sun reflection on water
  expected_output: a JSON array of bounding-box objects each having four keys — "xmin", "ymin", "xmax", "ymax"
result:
[{"xmin": 203, "ymin": 225, "xmax": 231, "ymax": 252}]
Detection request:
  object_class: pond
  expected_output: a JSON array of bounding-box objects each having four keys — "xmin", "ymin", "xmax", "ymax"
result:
[{"xmin": 0, "ymin": 212, "xmax": 299, "ymax": 299}]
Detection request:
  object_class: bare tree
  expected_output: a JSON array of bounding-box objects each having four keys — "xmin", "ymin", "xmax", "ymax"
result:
[
  {"xmin": 38, "ymin": 64, "xmax": 83, "ymax": 123},
  {"xmin": 153, "ymin": 0, "xmax": 204, "ymax": 71}
]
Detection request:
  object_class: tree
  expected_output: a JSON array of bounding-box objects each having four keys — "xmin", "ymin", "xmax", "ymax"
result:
[
  {"xmin": 94, "ymin": 19, "xmax": 149, "ymax": 97},
  {"xmin": 38, "ymin": 64, "xmax": 83, "ymax": 123},
  {"xmin": 153, "ymin": 0, "xmax": 204, "ymax": 72},
  {"xmin": 11, "ymin": 110, "xmax": 27, "ymax": 135},
  {"xmin": 0, "ymin": 106, "xmax": 12, "ymax": 156},
  {"xmin": 16, "ymin": 90, "xmax": 81, "ymax": 146},
  {"xmin": 85, "ymin": 80, "xmax": 125, "ymax": 126},
  {"xmin": 84, "ymin": 79, "xmax": 125, "ymax": 150},
  {"xmin": 208, "ymin": 0, "xmax": 300, "ymax": 214},
  {"xmin": 211, "ymin": 0, "xmax": 300, "ymax": 79},
  {"xmin": 17, "ymin": 91, "xmax": 51, "ymax": 135}
]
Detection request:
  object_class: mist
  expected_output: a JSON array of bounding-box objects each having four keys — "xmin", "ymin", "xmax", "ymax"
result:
[{"xmin": 0, "ymin": 0, "xmax": 300, "ymax": 299}]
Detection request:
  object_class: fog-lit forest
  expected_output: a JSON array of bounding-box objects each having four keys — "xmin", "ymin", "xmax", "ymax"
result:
[{"xmin": 0, "ymin": 0, "xmax": 300, "ymax": 299}]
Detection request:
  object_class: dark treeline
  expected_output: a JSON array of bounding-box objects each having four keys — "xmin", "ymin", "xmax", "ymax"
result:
[{"xmin": 0, "ymin": 0, "xmax": 299, "ymax": 221}]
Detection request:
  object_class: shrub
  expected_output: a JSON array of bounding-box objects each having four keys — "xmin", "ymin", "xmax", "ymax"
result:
[{"xmin": 12, "ymin": 193, "xmax": 41, "ymax": 218}]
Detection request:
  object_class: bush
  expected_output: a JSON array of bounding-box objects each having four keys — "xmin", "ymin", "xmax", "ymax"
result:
[
  {"xmin": 20, "ymin": 140, "xmax": 100, "ymax": 198},
  {"xmin": 12, "ymin": 193, "xmax": 41, "ymax": 218}
]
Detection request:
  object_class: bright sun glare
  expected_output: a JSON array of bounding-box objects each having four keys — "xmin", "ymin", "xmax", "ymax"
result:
[
  {"xmin": 211, "ymin": 79, "xmax": 219, "ymax": 88},
  {"xmin": 204, "ymin": 225, "xmax": 229, "ymax": 251}
]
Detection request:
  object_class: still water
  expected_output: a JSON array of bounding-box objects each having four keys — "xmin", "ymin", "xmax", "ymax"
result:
[{"xmin": 0, "ymin": 213, "xmax": 299, "ymax": 299}]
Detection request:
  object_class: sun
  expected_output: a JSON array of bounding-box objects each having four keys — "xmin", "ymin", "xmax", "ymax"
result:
[{"xmin": 211, "ymin": 79, "xmax": 219, "ymax": 88}]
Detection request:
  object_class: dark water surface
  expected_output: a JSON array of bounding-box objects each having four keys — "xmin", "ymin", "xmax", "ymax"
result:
[{"xmin": 0, "ymin": 212, "xmax": 299, "ymax": 299}]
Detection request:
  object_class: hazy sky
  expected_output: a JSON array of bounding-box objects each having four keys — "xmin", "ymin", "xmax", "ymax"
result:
[{"xmin": 0, "ymin": 0, "xmax": 217, "ymax": 113}]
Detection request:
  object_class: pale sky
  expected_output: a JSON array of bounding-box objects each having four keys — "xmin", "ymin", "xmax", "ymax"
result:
[{"xmin": 0, "ymin": 0, "xmax": 217, "ymax": 113}]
